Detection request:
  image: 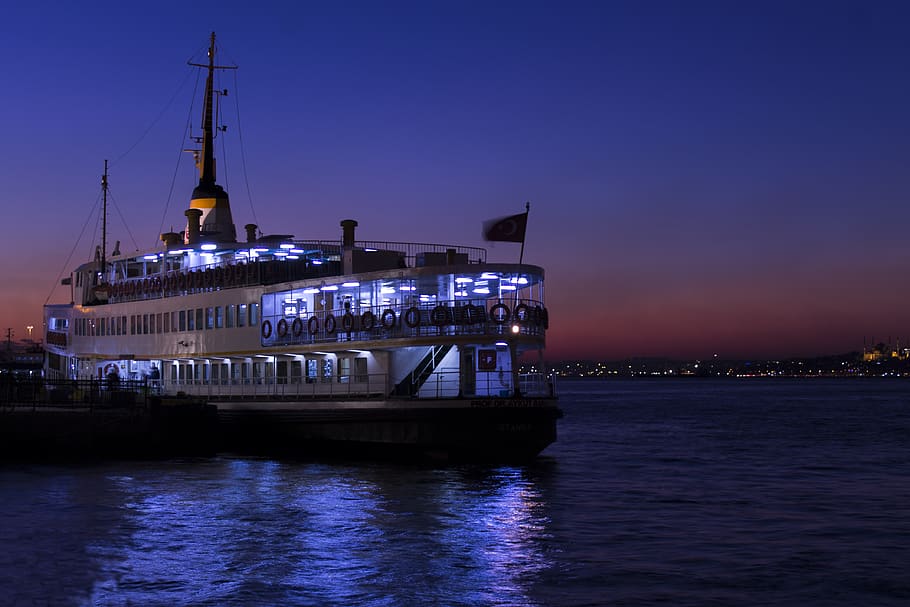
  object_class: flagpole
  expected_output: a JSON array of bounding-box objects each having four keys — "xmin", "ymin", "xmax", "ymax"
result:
[{"xmin": 519, "ymin": 201, "xmax": 529, "ymax": 264}]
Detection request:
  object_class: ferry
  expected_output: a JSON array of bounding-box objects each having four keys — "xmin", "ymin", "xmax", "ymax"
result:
[{"xmin": 43, "ymin": 34, "xmax": 560, "ymax": 461}]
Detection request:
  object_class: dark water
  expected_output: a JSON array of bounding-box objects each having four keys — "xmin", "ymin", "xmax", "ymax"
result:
[{"xmin": 2, "ymin": 379, "xmax": 910, "ymax": 606}]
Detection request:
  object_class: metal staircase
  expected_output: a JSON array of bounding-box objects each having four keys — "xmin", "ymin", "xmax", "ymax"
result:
[{"xmin": 392, "ymin": 344, "xmax": 453, "ymax": 397}]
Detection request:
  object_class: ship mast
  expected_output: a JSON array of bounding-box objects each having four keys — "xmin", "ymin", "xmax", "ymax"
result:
[
  {"xmin": 101, "ymin": 159, "xmax": 108, "ymax": 279},
  {"xmin": 195, "ymin": 32, "xmax": 219, "ymax": 186},
  {"xmin": 183, "ymin": 32, "xmax": 238, "ymax": 245}
]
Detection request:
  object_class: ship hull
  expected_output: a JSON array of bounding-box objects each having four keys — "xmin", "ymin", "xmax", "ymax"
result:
[{"xmin": 215, "ymin": 397, "xmax": 562, "ymax": 461}]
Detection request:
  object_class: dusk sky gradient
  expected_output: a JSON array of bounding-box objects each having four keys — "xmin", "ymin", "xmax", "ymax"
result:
[{"xmin": 2, "ymin": 1, "xmax": 909, "ymax": 360}]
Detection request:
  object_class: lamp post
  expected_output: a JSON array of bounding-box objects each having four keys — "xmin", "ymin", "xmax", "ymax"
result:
[{"xmin": 26, "ymin": 325, "xmax": 33, "ymax": 339}]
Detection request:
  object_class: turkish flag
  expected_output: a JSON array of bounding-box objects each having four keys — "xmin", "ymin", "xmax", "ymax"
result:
[{"xmin": 482, "ymin": 212, "xmax": 528, "ymax": 242}]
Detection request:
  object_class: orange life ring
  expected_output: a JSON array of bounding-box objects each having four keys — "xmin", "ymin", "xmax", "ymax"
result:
[
  {"xmin": 404, "ymin": 307, "xmax": 420, "ymax": 328},
  {"xmin": 307, "ymin": 316, "xmax": 319, "ymax": 335},
  {"xmin": 261, "ymin": 320, "xmax": 273, "ymax": 339},
  {"xmin": 514, "ymin": 303, "xmax": 530, "ymax": 324},
  {"xmin": 342, "ymin": 312, "xmax": 354, "ymax": 332},
  {"xmin": 277, "ymin": 318, "xmax": 288, "ymax": 337},
  {"xmin": 381, "ymin": 309, "xmax": 396, "ymax": 329},
  {"xmin": 430, "ymin": 305, "xmax": 448, "ymax": 327},
  {"xmin": 463, "ymin": 304, "xmax": 481, "ymax": 324},
  {"xmin": 325, "ymin": 314, "xmax": 337, "ymax": 334},
  {"xmin": 292, "ymin": 317, "xmax": 304, "ymax": 337},
  {"xmin": 361, "ymin": 311, "xmax": 375, "ymax": 331},
  {"xmin": 490, "ymin": 303, "xmax": 510, "ymax": 324}
]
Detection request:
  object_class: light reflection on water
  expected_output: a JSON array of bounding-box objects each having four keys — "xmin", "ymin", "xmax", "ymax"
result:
[{"xmin": 0, "ymin": 459, "xmax": 554, "ymax": 606}]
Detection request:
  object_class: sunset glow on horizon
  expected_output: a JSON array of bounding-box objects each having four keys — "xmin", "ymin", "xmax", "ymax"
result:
[{"xmin": 2, "ymin": 2, "xmax": 909, "ymax": 361}]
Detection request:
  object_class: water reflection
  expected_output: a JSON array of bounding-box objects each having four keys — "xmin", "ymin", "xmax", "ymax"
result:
[{"xmin": 61, "ymin": 459, "xmax": 556, "ymax": 606}]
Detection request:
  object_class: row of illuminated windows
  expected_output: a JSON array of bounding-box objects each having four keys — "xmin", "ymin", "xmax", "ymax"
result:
[
  {"xmin": 167, "ymin": 358, "xmax": 367, "ymax": 383},
  {"xmin": 74, "ymin": 303, "xmax": 261, "ymax": 337}
]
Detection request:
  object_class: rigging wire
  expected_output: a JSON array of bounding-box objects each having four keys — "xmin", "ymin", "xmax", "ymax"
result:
[
  {"xmin": 106, "ymin": 190, "xmax": 141, "ymax": 253},
  {"xmin": 154, "ymin": 71, "xmax": 202, "ymax": 247},
  {"xmin": 44, "ymin": 192, "xmax": 102, "ymax": 306},
  {"xmin": 232, "ymin": 69, "xmax": 259, "ymax": 229},
  {"xmin": 108, "ymin": 67, "xmax": 195, "ymax": 170}
]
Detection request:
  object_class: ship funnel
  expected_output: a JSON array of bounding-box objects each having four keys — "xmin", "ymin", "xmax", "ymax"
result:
[
  {"xmin": 160, "ymin": 232, "xmax": 181, "ymax": 248},
  {"xmin": 245, "ymin": 223, "xmax": 258, "ymax": 243},
  {"xmin": 341, "ymin": 219, "xmax": 357, "ymax": 247},
  {"xmin": 185, "ymin": 209, "xmax": 203, "ymax": 245},
  {"xmin": 341, "ymin": 219, "xmax": 358, "ymax": 274}
]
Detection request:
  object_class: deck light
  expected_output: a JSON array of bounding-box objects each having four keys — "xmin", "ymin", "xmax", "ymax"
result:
[{"xmin": 200, "ymin": 243, "xmax": 217, "ymax": 251}]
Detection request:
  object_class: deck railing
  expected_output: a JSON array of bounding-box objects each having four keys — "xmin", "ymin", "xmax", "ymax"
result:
[{"xmin": 0, "ymin": 378, "xmax": 151, "ymax": 410}]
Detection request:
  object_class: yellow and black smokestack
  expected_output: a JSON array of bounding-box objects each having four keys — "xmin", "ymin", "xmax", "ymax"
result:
[{"xmin": 186, "ymin": 32, "xmax": 237, "ymax": 245}]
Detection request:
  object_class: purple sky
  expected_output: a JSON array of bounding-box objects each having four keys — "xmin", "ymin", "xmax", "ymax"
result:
[{"xmin": 2, "ymin": 1, "xmax": 909, "ymax": 360}]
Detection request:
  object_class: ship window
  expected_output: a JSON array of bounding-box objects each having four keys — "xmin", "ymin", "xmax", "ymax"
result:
[
  {"xmin": 156, "ymin": 314, "xmax": 163, "ymax": 334},
  {"xmin": 196, "ymin": 308, "xmax": 204, "ymax": 330},
  {"xmin": 238, "ymin": 304, "xmax": 247, "ymax": 327},
  {"xmin": 322, "ymin": 359, "xmax": 333, "ymax": 382},
  {"xmin": 163, "ymin": 313, "xmax": 170, "ymax": 333},
  {"xmin": 306, "ymin": 359, "xmax": 317, "ymax": 383},
  {"xmin": 276, "ymin": 361, "xmax": 287, "ymax": 384},
  {"xmin": 206, "ymin": 307, "xmax": 215, "ymax": 330},
  {"xmin": 149, "ymin": 314, "xmax": 156, "ymax": 334},
  {"xmin": 354, "ymin": 357, "xmax": 368, "ymax": 383},
  {"xmin": 338, "ymin": 357, "xmax": 351, "ymax": 383},
  {"xmin": 226, "ymin": 305, "xmax": 235, "ymax": 328},
  {"xmin": 215, "ymin": 306, "xmax": 223, "ymax": 329},
  {"xmin": 250, "ymin": 303, "xmax": 259, "ymax": 324},
  {"xmin": 179, "ymin": 310, "xmax": 186, "ymax": 332},
  {"xmin": 187, "ymin": 310, "xmax": 194, "ymax": 331},
  {"xmin": 130, "ymin": 316, "xmax": 136, "ymax": 335},
  {"xmin": 291, "ymin": 361, "xmax": 302, "ymax": 384},
  {"xmin": 98, "ymin": 318, "xmax": 105, "ymax": 337},
  {"xmin": 143, "ymin": 314, "xmax": 149, "ymax": 335}
]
